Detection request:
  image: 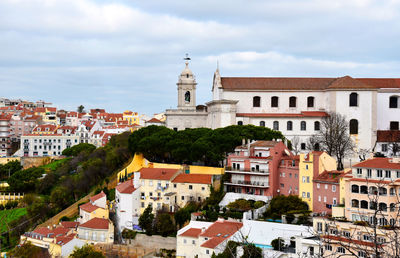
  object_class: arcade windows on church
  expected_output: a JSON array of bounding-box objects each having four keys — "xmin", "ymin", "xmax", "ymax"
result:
[
  {"xmin": 273, "ymin": 121, "xmax": 279, "ymax": 130},
  {"xmin": 253, "ymin": 96, "xmax": 261, "ymax": 107},
  {"xmin": 314, "ymin": 121, "xmax": 320, "ymax": 131},
  {"xmin": 390, "ymin": 96, "xmax": 399, "ymax": 108},
  {"xmin": 349, "ymin": 92, "xmax": 358, "ymax": 107},
  {"xmin": 260, "ymin": 121, "xmax": 265, "ymax": 127},
  {"xmin": 271, "ymin": 96, "xmax": 279, "ymax": 107},
  {"xmin": 307, "ymin": 96, "xmax": 314, "ymax": 108},
  {"xmin": 300, "ymin": 121, "xmax": 306, "ymax": 131},
  {"xmin": 287, "ymin": 121, "xmax": 293, "ymax": 131},
  {"xmin": 289, "ymin": 96, "xmax": 297, "ymax": 107}
]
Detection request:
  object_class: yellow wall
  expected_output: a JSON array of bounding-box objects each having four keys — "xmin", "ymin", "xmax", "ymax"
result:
[
  {"xmin": 123, "ymin": 110, "xmax": 140, "ymax": 125},
  {"xmin": 299, "ymin": 153, "xmax": 314, "ymax": 210},
  {"xmin": 117, "ymin": 154, "xmax": 150, "ymax": 180},
  {"xmin": 189, "ymin": 165, "xmax": 224, "ymax": 175},
  {"xmin": 90, "ymin": 207, "xmax": 109, "ymax": 220},
  {"xmin": 151, "ymin": 163, "xmax": 183, "ymax": 169},
  {"xmin": 139, "ymin": 179, "xmax": 173, "ymax": 214},
  {"xmin": 49, "ymin": 242, "xmax": 62, "ymax": 257},
  {"xmin": 174, "ymin": 182, "xmax": 211, "ymax": 207},
  {"xmin": 0, "ymin": 157, "xmax": 20, "ymax": 165}
]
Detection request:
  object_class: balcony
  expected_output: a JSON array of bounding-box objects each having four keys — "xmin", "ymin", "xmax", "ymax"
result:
[
  {"xmin": 225, "ymin": 167, "xmax": 269, "ymax": 175},
  {"xmin": 225, "ymin": 180, "xmax": 269, "ymax": 188}
]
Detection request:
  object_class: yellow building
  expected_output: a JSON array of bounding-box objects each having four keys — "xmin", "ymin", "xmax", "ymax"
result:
[
  {"xmin": 171, "ymin": 173, "xmax": 213, "ymax": 207},
  {"xmin": 79, "ymin": 192, "xmax": 109, "ymax": 224},
  {"xmin": 298, "ymin": 151, "xmax": 336, "ymax": 210},
  {"xmin": 77, "ymin": 218, "xmax": 114, "ymax": 244},
  {"xmin": 123, "ymin": 110, "xmax": 140, "ymax": 125}
]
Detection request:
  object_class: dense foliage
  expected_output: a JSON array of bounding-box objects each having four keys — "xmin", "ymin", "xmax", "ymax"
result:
[
  {"xmin": 70, "ymin": 244, "xmax": 105, "ymax": 258},
  {"xmin": 0, "ymin": 160, "xmax": 22, "ymax": 181},
  {"xmin": 61, "ymin": 143, "xmax": 96, "ymax": 157},
  {"xmin": 7, "ymin": 167, "xmax": 44, "ymax": 192},
  {"xmin": 227, "ymin": 199, "xmax": 265, "ymax": 211},
  {"xmin": 212, "ymin": 241, "xmax": 262, "ymax": 258},
  {"xmin": 271, "ymin": 238, "xmax": 285, "ymax": 251},
  {"xmin": 139, "ymin": 205, "xmax": 155, "ymax": 235},
  {"xmin": 128, "ymin": 125, "xmax": 284, "ymax": 166},
  {"xmin": 7, "ymin": 241, "xmax": 49, "ymax": 258},
  {"xmin": 264, "ymin": 195, "xmax": 309, "ymax": 220}
]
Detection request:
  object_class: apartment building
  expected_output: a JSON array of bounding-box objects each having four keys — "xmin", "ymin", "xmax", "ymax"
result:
[
  {"xmin": 77, "ymin": 218, "xmax": 114, "ymax": 244},
  {"xmin": 0, "ymin": 114, "xmax": 12, "ymax": 157},
  {"xmin": 78, "ymin": 191, "xmax": 108, "ymax": 224}
]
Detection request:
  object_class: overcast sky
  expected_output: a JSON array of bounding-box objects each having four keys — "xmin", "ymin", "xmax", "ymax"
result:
[{"xmin": 1, "ymin": 0, "xmax": 400, "ymax": 115}]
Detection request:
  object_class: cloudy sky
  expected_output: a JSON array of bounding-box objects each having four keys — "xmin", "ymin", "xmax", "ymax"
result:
[{"xmin": 1, "ymin": 0, "xmax": 400, "ymax": 115}]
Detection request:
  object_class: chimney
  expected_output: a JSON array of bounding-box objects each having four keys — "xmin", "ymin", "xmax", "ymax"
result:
[
  {"xmin": 201, "ymin": 227, "xmax": 206, "ymax": 233},
  {"xmin": 217, "ymin": 217, "xmax": 225, "ymax": 223},
  {"xmin": 133, "ymin": 171, "xmax": 141, "ymax": 188},
  {"xmin": 242, "ymin": 138, "xmax": 245, "ymax": 145}
]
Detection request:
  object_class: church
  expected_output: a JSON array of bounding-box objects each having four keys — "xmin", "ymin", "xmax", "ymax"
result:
[{"xmin": 165, "ymin": 60, "xmax": 400, "ymax": 155}]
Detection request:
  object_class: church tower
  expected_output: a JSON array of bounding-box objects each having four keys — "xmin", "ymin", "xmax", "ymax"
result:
[{"xmin": 177, "ymin": 59, "xmax": 197, "ymax": 110}]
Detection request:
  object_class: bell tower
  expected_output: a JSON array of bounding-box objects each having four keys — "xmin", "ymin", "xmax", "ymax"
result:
[{"xmin": 177, "ymin": 54, "xmax": 197, "ymax": 110}]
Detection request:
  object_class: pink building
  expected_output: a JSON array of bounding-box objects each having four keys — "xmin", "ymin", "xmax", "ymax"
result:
[
  {"xmin": 312, "ymin": 170, "xmax": 345, "ymax": 214},
  {"xmin": 278, "ymin": 155, "xmax": 300, "ymax": 196},
  {"xmin": 225, "ymin": 140, "xmax": 297, "ymax": 197}
]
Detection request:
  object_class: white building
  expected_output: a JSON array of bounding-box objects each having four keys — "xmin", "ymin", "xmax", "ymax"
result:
[
  {"xmin": 115, "ymin": 176, "xmax": 141, "ymax": 232},
  {"xmin": 165, "ymin": 61, "xmax": 400, "ymax": 157},
  {"xmin": 19, "ymin": 133, "xmax": 79, "ymax": 157}
]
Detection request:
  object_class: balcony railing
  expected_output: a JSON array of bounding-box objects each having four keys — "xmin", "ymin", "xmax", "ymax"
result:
[
  {"xmin": 225, "ymin": 180, "xmax": 269, "ymax": 187},
  {"xmin": 226, "ymin": 167, "xmax": 269, "ymax": 174}
]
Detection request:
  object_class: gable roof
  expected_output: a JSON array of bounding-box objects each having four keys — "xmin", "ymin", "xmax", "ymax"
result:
[
  {"xmin": 220, "ymin": 76, "xmax": 400, "ymax": 91},
  {"xmin": 200, "ymin": 220, "xmax": 243, "ymax": 249},
  {"xmin": 139, "ymin": 168, "xmax": 180, "ymax": 181},
  {"xmin": 60, "ymin": 221, "xmax": 80, "ymax": 229},
  {"xmin": 353, "ymin": 157, "xmax": 400, "ymax": 170},
  {"xmin": 172, "ymin": 174, "xmax": 212, "ymax": 184},
  {"xmin": 79, "ymin": 218, "xmax": 110, "ymax": 230},
  {"xmin": 376, "ymin": 130, "xmax": 400, "ymax": 142},
  {"xmin": 90, "ymin": 191, "xmax": 106, "ymax": 203},
  {"xmin": 116, "ymin": 179, "xmax": 137, "ymax": 194},
  {"xmin": 79, "ymin": 202, "xmax": 101, "ymax": 213},
  {"xmin": 179, "ymin": 228, "xmax": 203, "ymax": 238}
]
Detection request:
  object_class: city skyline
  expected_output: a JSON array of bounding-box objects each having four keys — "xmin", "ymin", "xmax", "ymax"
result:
[{"xmin": 1, "ymin": 0, "xmax": 400, "ymax": 115}]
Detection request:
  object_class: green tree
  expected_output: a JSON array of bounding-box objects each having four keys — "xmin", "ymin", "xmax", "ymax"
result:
[
  {"xmin": 271, "ymin": 238, "xmax": 285, "ymax": 251},
  {"xmin": 7, "ymin": 241, "xmax": 47, "ymax": 258},
  {"xmin": 155, "ymin": 213, "xmax": 176, "ymax": 237},
  {"xmin": 241, "ymin": 243, "xmax": 263, "ymax": 258},
  {"xmin": 50, "ymin": 186, "xmax": 73, "ymax": 211},
  {"xmin": 174, "ymin": 208, "xmax": 191, "ymax": 229},
  {"xmin": 70, "ymin": 244, "xmax": 105, "ymax": 258},
  {"xmin": 139, "ymin": 205, "xmax": 154, "ymax": 235},
  {"xmin": 77, "ymin": 105, "xmax": 85, "ymax": 113},
  {"xmin": 62, "ymin": 143, "xmax": 96, "ymax": 157},
  {"xmin": 7, "ymin": 167, "xmax": 44, "ymax": 192},
  {"xmin": 264, "ymin": 195, "xmax": 309, "ymax": 219},
  {"xmin": 0, "ymin": 160, "xmax": 23, "ymax": 180}
]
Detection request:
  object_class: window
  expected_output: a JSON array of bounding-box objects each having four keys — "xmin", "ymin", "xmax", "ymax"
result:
[
  {"xmin": 302, "ymin": 176, "xmax": 306, "ymax": 183},
  {"xmin": 259, "ymin": 121, "xmax": 265, "ymax": 127},
  {"xmin": 357, "ymin": 168, "xmax": 362, "ymax": 175},
  {"xmin": 189, "ymin": 185, "xmax": 193, "ymax": 190},
  {"xmin": 307, "ymin": 192, "xmax": 310, "ymax": 198},
  {"xmin": 253, "ymin": 96, "xmax": 261, "ymax": 107},
  {"xmin": 300, "ymin": 121, "xmax": 306, "ymax": 131},
  {"xmin": 302, "ymin": 192, "xmax": 306, "ymax": 197},
  {"xmin": 317, "ymin": 183, "xmax": 320, "ymax": 189},
  {"xmin": 271, "ymin": 96, "xmax": 279, "ymax": 107},
  {"xmin": 324, "ymin": 196, "xmax": 327, "ymax": 202},
  {"xmin": 237, "ymin": 121, "xmax": 243, "ymax": 126},
  {"xmin": 385, "ymin": 170, "xmax": 391, "ymax": 178},
  {"xmin": 301, "ymin": 143, "xmax": 306, "ymax": 150},
  {"xmin": 287, "ymin": 121, "xmax": 293, "ymax": 131},
  {"xmin": 206, "ymin": 250, "xmax": 209, "ymax": 255},
  {"xmin": 351, "ymin": 184, "xmax": 360, "ymax": 193},
  {"xmin": 306, "ymin": 176, "xmax": 310, "ymax": 183},
  {"xmin": 174, "ymin": 184, "xmax": 177, "ymax": 188},
  {"xmin": 192, "ymin": 240, "xmax": 195, "ymax": 244},
  {"xmin": 181, "ymin": 196, "xmax": 184, "ymax": 200},
  {"xmin": 349, "ymin": 92, "xmax": 358, "ymax": 106},
  {"xmin": 377, "ymin": 169, "xmax": 383, "ymax": 178},
  {"xmin": 307, "ymin": 96, "xmax": 315, "ymax": 108},
  {"xmin": 289, "ymin": 96, "xmax": 297, "ymax": 107},
  {"xmin": 306, "ymin": 165, "xmax": 309, "ymax": 170},
  {"xmin": 332, "ymin": 185, "xmax": 336, "ymax": 192},
  {"xmin": 390, "ymin": 121, "xmax": 399, "ymax": 130},
  {"xmin": 325, "ymin": 245, "xmax": 332, "ymax": 251},
  {"xmin": 360, "ymin": 200, "xmax": 368, "ymax": 209},
  {"xmin": 349, "ymin": 119, "xmax": 358, "ymax": 134},
  {"xmin": 367, "ymin": 169, "xmax": 372, "ymax": 178},
  {"xmin": 185, "ymin": 91, "xmax": 190, "ymax": 102},
  {"xmin": 382, "ymin": 144, "xmax": 388, "ymax": 152},
  {"xmin": 173, "ymin": 127, "xmax": 178, "ymax": 131},
  {"xmin": 202, "ymin": 187, "xmax": 205, "ymax": 191},
  {"xmin": 318, "ymin": 196, "xmax": 321, "ymax": 201},
  {"xmin": 390, "ymin": 96, "xmax": 398, "ymax": 108},
  {"xmin": 397, "ymin": 171, "xmax": 400, "ymax": 178},
  {"xmin": 314, "ymin": 121, "xmax": 320, "ymax": 131},
  {"xmin": 273, "ymin": 121, "xmax": 279, "ymax": 130}
]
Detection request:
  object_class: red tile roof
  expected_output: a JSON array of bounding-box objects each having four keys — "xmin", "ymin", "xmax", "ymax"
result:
[
  {"xmin": 79, "ymin": 218, "xmax": 110, "ymax": 230},
  {"xmin": 147, "ymin": 118, "xmax": 162, "ymax": 123},
  {"xmin": 353, "ymin": 158, "xmax": 400, "ymax": 170},
  {"xmin": 51, "ymin": 227, "xmax": 70, "ymax": 236},
  {"xmin": 376, "ymin": 130, "xmax": 400, "ymax": 142},
  {"xmin": 220, "ymin": 76, "xmax": 400, "ymax": 91},
  {"xmin": 313, "ymin": 170, "xmax": 344, "ymax": 184},
  {"xmin": 33, "ymin": 227, "xmax": 52, "ymax": 236},
  {"xmin": 79, "ymin": 202, "xmax": 101, "ymax": 213},
  {"xmin": 236, "ymin": 111, "xmax": 328, "ymax": 118},
  {"xmin": 139, "ymin": 168, "xmax": 180, "ymax": 181},
  {"xmin": 60, "ymin": 221, "xmax": 80, "ymax": 229},
  {"xmin": 55, "ymin": 235, "xmax": 74, "ymax": 246},
  {"xmin": 179, "ymin": 228, "xmax": 202, "ymax": 238},
  {"xmin": 200, "ymin": 220, "xmax": 243, "ymax": 249},
  {"xmin": 250, "ymin": 140, "xmax": 279, "ymax": 147},
  {"xmin": 172, "ymin": 174, "xmax": 212, "ymax": 184},
  {"xmin": 116, "ymin": 180, "xmax": 137, "ymax": 194},
  {"xmin": 90, "ymin": 191, "xmax": 106, "ymax": 203}
]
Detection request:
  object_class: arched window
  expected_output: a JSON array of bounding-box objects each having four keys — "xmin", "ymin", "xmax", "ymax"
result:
[
  {"xmin": 307, "ymin": 96, "xmax": 315, "ymax": 108},
  {"xmin": 273, "ymin": 121, "xmax": 279, "ymax": 130},
  {"xmin": 237, "ymin": 121, "xmax": 243, "ymax": 125},
  {"xmin": 379, "ymin": 203, "xmax": 387, "ymax": 212},
  {"xmin": 390, "ymin": 203, "xmax": 396, "ymax": 212},
  {"xmin": 349, "ymin": 92, "xmax": 358, "ymax": 107},
  {"xmin": 287, "ymin": 121, "xmax": 293, "ymax": 131},
  {"xmin": 314, "ymin": 121, "xmax": 320, "ymax": 131},
  {"xmin": 260, "ymin": 121, "xmax": 265, "ymax": 127},
  {"xmin": 389, "ymin": 96, "xmax": 398, "ymax": 108},
  {"xmin": 390, "ymin": 188, "xmax": 396, "ymax": 196},
  {"xmin": 360, "ymin": 186, "xmax": 368, "ymax": 194},
  {"xmin": 300, "ymin": 121, "xmax": 306, "ymax": 131},
  {"xmin": 253, "ymin": 96, "xmax": 261, "ymax": 107},
  {"xmin": 301, "ymin": 143, "xmax": 306, "ymax": 150},
  {"xmin": 351, "ymin": 185, "xmax": 359, "ymax": 193},
  {"xmin": 379, "ymin": 187, "xmax": 387, "ymax": 196},
  {"xmin": 369, "ymin": 186, "xmax": 378, "ymax": 195},
  {"xmin": 289, "ymin": 96, "xmax": 297, "ymax": 108},
  {"xmin": 185, "ymin": 91, "xmax": 191, "ymax": 102},
  {"xmin": 360, "ymin": 200, "xmax": 368, "ymax": 209},
  {"xmin": 351, "ymin": 199, "xmax": 359, "ymax": 208},
  {"xmin": 271, "ymin": 96, "xmax": 279, "ymax": 107},
  {"xmin": 350, "ymin": 119, "xmax": 358, "ymax": 134},
  {"xmin": 370, "ymin": 201, "xmax": 377, "ymax": 210}
]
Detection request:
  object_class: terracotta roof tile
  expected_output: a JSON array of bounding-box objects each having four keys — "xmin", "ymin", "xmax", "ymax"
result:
[
  {"xmin": 79, "ymin": 218, "xmax": 110, "ymax": 230},
  {"xmin": 200, "ymin": 220, "xmax": 243, "ymax": 249},
  {"xmin": 79, "ymin": 202, "xmax": 101, "ymax": 213},
  {"xmin": 60, "ymin": 221, "xmax": 80, "ymax": 229},
  {"xmin": 139, "ymin": 168, "xmax": 180, "ymax": 181},
  {"xmin": 147, "ymin": 118, "xmax": 162, "ymax": 123},
  {"xmin": 353, "ymin": 157, "xmax": 400, "ymax": 170},
  {"xmin": 179, "ymin": 228, "xmax": 202, "ymax": 238},
  {"xmin": 90, "ymin": 191, "xmax": 106, "ymax": 203},
  {"xmin": 172, "ymin": 174, "xmax": 212, "ymax": 184},
  {"xmin": 327, "ymin": 76, "xmax": 375, "ymax": 89},
  {"xmin": 116, "ymin": 180, "xmax": 137, "ymax": 194},
  {"xmin": 376, "ymin": 130, "xmax": 400, "ymax": 142}
]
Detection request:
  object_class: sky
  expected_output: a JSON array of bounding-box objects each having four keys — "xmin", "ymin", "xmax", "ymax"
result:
[{"xmin": 1, "ymin": 0, "xmax": 400, "ymax": 115}]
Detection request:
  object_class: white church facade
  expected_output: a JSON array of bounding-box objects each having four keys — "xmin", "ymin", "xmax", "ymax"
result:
[{"xmin": 166, "ymin": 61, "xmax": 400, "ymax": 156}]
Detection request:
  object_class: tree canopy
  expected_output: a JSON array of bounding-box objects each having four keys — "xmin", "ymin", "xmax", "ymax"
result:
[
  {"xmin": 70, "ymin": 244, "xmax": 105, "ymax": 258},
  {"xmin": 0, "ymin": 160, "xmax": 22, "ymax": 181},
  {"xmin": 62, "ymin": 143, "xmax": 96, "ymax": 157},
  {"xmin": 128, "ymin": 125, "xmax": 284, "ymax": 166},
  {"xmin": 264, "ymin": 195, "xmax": 309, "ymax": 220}
]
